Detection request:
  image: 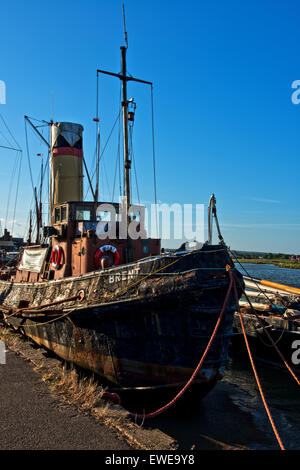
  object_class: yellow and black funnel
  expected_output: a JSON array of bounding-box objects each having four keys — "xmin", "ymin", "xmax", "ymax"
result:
[{"xmin": 51, "ymin": 122, "xmax": 84, "ymax": 206}]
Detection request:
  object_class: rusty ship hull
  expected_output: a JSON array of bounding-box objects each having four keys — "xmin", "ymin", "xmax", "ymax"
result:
[{"xmin": 1, "ymin": 245, "xmax": 243, "ymax": 398}]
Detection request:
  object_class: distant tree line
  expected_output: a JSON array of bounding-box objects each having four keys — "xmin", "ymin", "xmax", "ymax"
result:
[
  {"xmin": 236, "ymin": 252, "xmax": 295, "ymax": 260},
  {"xmin": 262, "ymin": 253, "xmax": 290, "ymax": 259}
]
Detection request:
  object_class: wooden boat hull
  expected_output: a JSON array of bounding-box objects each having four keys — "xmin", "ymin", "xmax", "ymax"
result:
[
  {"xmin": 0, "ymin": 245, "xmax": 243, "ymax": 399},
  {"xmin": 232, "ymin": 275, "xmax": 300, "ymax": 370},
  {"xmin": 232, "ymin": 311, "xmax": 300, "ymax": 369}
]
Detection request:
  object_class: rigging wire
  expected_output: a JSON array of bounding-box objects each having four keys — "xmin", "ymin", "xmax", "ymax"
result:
[
  {"xmin": 22, "ymin": 122, "xmax": 50, "ymax": 242},
  {"xmin": 84, "ymin": 145, "xmax": 98, "ymax": 200},
  {"xmin": 25, "ymin": 119, "xmax": 36, "ymax": 195},
  {"xmin": 118, "ymin": 98, "xmax": 122, "ymax": 198},
  {"xmin": 150, "ymin": 85, "xmax": 158, "ymax": 237},
  {"xmin": 101, "ymin": 159, "xmax": 111, "ymax": 201},
  {"xmin": 85, "ymin": 109, "xmax": 122, "ymax": 200},
  {"xmin": 47, "ymin": 150, "xmax": 50, "ymax": 225},
  {"xmin": 0, "ymin": 116, "xmax": 23, "ymax": 233},
  {"xmin": 23, "ymin": 115, "xmax": 49, "ymax": 125},
  {"xmin": 11, "ymin": 151, "xmax": 23, "ymax": 236},
  {"xmin": 0, "ymin": 128, "xmax": 14, "ymax": 148},
  {"xmin": 22, "ymin": 195, "xmax": 34, "ymax": 241},
  {"xmin": 129, "ymin": 123, "xmax": 140, "ymax": 205},
  {"xmin": 4, "ymin": 150, "xmax": 20, "ymax": 229},
  {"xmin": 111, "ymin": 150, "xmax": 119, "ymax": 202},
  {"xmin": 112, "ymin": 91, "xmax": 122, "ymax": 202},
  {"xmin": 94, "ymin": 70, "xmax": 101, "ymax": 202},
  {"xmin": 0, "ymin": 114, "xmax": 21, "ymax": 150},
  {"xmin": 111, "ymin": 108, "xmax": 121, "ymax": 202},
  {"xmin": 99, "ymin": 109, "xmax": 122, "ymax": 166},
  {"xmin": 132, "ymin": 148, "xmax": 140, "ymax": 205}
]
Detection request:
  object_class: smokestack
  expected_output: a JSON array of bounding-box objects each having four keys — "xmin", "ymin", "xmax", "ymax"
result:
[{"xmin": 51, "ymin": 122, "xmax": 84, "ymax": 206}]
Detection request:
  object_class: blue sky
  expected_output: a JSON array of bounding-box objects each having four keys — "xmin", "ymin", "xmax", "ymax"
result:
[{"xmin": 0, "ymin": 0, "xmax": 300, "ymax": 252}]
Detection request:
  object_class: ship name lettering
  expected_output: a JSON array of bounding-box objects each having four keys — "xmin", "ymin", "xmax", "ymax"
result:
[{"xmin": 108, "ymin": 267, "xmax": 141, "ymax": 284}]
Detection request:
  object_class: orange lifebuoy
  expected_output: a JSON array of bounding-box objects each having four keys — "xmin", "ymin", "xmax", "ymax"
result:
[
  {"xmin": 51, "ymin": 245, "xmax": 63, "ymax": 269},
  {"xmin": 95, "ymin": 245, "xmax": 120, "ymax": 269}
]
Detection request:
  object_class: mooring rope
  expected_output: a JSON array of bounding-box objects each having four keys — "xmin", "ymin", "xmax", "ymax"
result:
[
  {"xmin": 232, "ymin": 273, "xmax": 285, "ymax": 450},
  {"xmin": 17, "ymin": 309, "xmax": 77, "ymax": 328},
  {"xmin": 256, "ymin": 318, "xmax": 288, "ymax": 348},
  {"xmin": 127, "ymin": 265, "xmax": 234, "ymax": 421},
  {"xmin": 233, "ymin": 274, "xmax": 300, "ymax": 387},
  {"xmin": 229, "ymin": 249, "xmax": 276, "ymax": 305},
  {"xmin": 3, "ymin": 293, "xmax": 82, "ymax": 320},
  {"xmin": 122, "ymin": 269, "xmax": 287, "ymax": 452},
  {"xmin": 2, "ymin": 253, "xmax": 290, "ymax": 448}
]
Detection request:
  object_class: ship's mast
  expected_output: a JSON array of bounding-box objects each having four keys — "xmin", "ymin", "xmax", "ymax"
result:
[
  {"xmin": 96, "ymin": 26, "xmax": 152, "ymax": 261},
  {"xmin": 121, "ymin": 4, "xmax": 130, "ymax": 220},
  {"xmin": 49, "ymin": 121, "xmax": 53, "ymax": 222},
  {"xmin": 120, "ymin": 45, "xmax": 131, "ymax": 224},
  {"xmin": 28, "ymin": 210, "xmax": 32, "ymax": 245}
]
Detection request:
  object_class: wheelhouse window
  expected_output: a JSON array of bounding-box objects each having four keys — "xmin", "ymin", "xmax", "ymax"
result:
[
  {"xmin": 75, "ymin": 206, "xmax": 92, "ymax": 221},
  {"xmin": 61, "ymin": 206, "xmax": 67, "ymax": 221},
  {"xmin": 54, "ymin": 205, "xmax": 68, "ymax": 223},
  {"xmin": 55, "ymin": 207, "xmax": 60, "ymax": 223}
]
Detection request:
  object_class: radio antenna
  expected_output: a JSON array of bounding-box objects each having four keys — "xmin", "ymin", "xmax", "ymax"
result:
[{"xmin": 122, "ymin": 4, "xmax": 128, "ymax": 49}]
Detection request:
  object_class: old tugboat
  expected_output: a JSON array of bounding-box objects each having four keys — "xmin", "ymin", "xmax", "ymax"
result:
[{"xmin": 0, "ymin": 37, "xmax": 243, "ymax": 407}]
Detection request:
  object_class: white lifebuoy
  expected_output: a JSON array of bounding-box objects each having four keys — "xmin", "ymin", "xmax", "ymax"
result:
[
  {"xmin": 51, "ymin": 245, "xmax": 63, "ymax": 269},
  {"xmin": 95, "ymin": 245, "xmax": 120, "ymax": 269}
]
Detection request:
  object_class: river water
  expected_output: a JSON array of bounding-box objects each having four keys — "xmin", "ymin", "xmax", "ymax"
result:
[
  {"xmin": 146, "ymin": 263, "xmax": 300, "ymax": 450},
  {"xmin": 236, "ymin": 261, "xmax": 300, "ymax": 289}
]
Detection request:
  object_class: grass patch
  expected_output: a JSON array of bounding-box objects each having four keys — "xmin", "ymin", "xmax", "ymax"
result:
[
  {"xmin": 235, "ymin": 259, "xmax": 300, "ymax": 269},
  {"xmin": 53, "ymin": 366, "xmax": 107, "ymax": 411}
]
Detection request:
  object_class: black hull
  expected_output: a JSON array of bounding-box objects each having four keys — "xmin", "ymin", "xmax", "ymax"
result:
[{"xmin": 1, "ymin": 245, "xmax": 243, "ymax": 399}]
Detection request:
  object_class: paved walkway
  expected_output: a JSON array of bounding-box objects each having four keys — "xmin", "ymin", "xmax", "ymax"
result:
[{"xmin": 0, "ymin": 349, "xmax": 130, "ymax": 450}]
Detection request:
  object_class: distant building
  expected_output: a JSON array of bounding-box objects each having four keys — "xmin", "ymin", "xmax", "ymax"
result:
[
  {"xmin": 289, "ymin": 255, "xmax": 300, "ymax": 261},
  {"xmin": 0, "ymin": 228, "xmax": 24, "ymax": 252},
  {"xmin": 12, "ymin": 237, "xmax": 24, "ymax": 249},
  {"xmin": 0, "ymin": 240, "xmax": 14, "ymax": 250}
]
